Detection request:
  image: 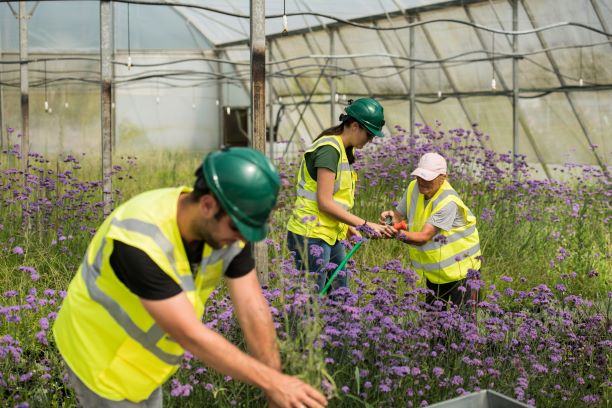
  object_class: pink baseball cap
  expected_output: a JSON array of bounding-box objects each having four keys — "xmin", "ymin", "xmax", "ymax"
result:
[{"xmin": 410, "ymin": 152, "xmax": 447, "ymax": 181}]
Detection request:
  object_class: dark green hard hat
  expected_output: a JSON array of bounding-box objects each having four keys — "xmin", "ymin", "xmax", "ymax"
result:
[
  {"xmin": 344, "ymin": 97, "xmax": 385, "ymax": 137},
  {"xmin": 202, "ymin": 146, "xmax": 280, "ymax": 242}
]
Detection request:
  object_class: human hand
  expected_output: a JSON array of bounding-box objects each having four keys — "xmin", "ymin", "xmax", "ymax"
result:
[
  {"xmin": 266, "ymin": 373, "xmax": 327, "ymax": 408},
  {"xmin": 379, "ymin": 210, "xmax": 398, "ymax": 225},
  {"xmin": 363, "ymin": 222, "xmax": 396, "ymax": 239},
  {"xmin": 347, "ymin": 225, "xmax": 362, "ymax": 242}
]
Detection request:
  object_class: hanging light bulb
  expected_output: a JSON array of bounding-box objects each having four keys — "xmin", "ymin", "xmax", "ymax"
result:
[
  {"xmin": 334, "ymin": 93, "xmax": 339, "ymax": 102},
  {"xmin": 155, "ymin": 96, "xmax": 160, "ymax": 104},
  {"xmin": 47, "ymin": 108, "xmax": 53, "ymax": 114},
  {"xmin": 127, "ymin": 55, "xmax": 132, "ymax": 70},
  {"xmin": 44, "ymin": 100, "xmax": 49, "ymax": 112},
  {"xmin": 437, "ymin": 90, "xmax": 442, "ymax": 98},
  {"xmin": 112, "ymin": 102, "xmax": 116, "ymax": 109},
  {"xmin": 278, "ymin": 96, "xmax": 283, "ymax": 103},
  {"xmin": 282, "ymin": 0, "xmax": 288, "ymax": 34},
  {"xmin": 579, "ymin": 77, "xmax": 584, "ymax": 87},
  {"xmin": 491, "ymin": 78, "xmax": 497, "ymax": 90},
  {"xmin": 226, "ymin": 106, "xmax": 231, "ymax": 115},
  {"xmin": 64, "ymin": 102, "xmax": 69, "ymax": 109},
  {"xmin": 342, "ymin": 94, "xmax": 347, "ymax": 101},
  {"xmin": 215, "ymin": 99, "xmax": 220, "ymax": 106}
]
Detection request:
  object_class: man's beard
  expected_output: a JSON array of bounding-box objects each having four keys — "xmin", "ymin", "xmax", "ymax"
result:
[{"xmin": 201, "ymin": 229, "xmax": 222, "ymax": 249}]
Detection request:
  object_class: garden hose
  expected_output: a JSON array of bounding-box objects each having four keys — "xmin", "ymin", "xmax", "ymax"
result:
[{"xmin": 319, "ymin": 240, "xmax": 364, "ymax": 296}]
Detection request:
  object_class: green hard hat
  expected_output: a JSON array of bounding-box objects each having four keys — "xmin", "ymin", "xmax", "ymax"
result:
[
  {"xmin": 344, "ymin": 97, "xmax": 385, "ymax": 137},
  {"xmin": 202, "ymin": 146, "xmax": 280, "ymax": 242}
]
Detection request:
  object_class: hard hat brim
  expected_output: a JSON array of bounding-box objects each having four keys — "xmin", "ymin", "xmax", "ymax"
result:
[
  {"xmin": 359, "ymin": 121, "xmax": 384, "ymax": 137},
  {"xmin": 231, "ymin": 215, "xmax": 269, "ymax": 242},
  {"xmin": 368, "ymin": 126, "xmax": 385, "ymax": 138}
]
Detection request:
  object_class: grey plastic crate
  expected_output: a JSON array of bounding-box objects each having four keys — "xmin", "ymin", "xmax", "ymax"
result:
[{"xmin": 428, "ymin": 390, "xmax": 533, "ymax": 408}]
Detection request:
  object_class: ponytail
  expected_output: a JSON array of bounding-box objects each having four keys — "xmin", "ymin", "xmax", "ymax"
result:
[{"xmin": 313, "ymin": 116, "xmax": 356, "ymax": 164}]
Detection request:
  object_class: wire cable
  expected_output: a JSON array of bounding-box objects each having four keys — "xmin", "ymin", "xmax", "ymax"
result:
[{"xmin": 101, "ymin": 0, "xmax": 612, "ymax": 37}]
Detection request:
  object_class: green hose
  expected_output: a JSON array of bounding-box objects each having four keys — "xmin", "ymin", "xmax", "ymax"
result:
[{"xmin": 319, "ymin": 240, "xmax": 364, "ymax": 296}]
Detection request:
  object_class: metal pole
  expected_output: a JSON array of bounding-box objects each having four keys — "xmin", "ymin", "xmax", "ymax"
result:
[
  {"xmin": 216, "ymin": 50, "xmax": 223, "ymax": 147},
  {"xmin": 100, "ymin": 1, "xmax": 113, "ymax": 216},
  {"xmin": 409, "ymin": 14, "xmax": 416, "ymax": 136},
  {"xmin": 0, "ymin": 47, "xmax": 4, "ymax": 151},
  {"xmin": 250, "ymin": 0, "xmax": 266, "ymax": 153},
  {"xmin": 267, "ymin": 50, "xmax": 275, "ymax": 159},
  {"xmin": 329, "ymin": 29, "xmax": 336, "ymax": 126},
  {"xmin": 512, "ymin": 0, "xmax": 519, "ymax": 174},
  {"xmin": 19, "ymin": 1, "xmax": 29, "ymax": 174},
  {"xmin": 250, "ymin": 0, "xmax": 268, "ymax": 283}
]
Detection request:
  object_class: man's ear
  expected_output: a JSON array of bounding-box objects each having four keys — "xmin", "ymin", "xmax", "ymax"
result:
[{"xmin": 199, "ymin": 194, "xmax": 218, "ymax": 217}]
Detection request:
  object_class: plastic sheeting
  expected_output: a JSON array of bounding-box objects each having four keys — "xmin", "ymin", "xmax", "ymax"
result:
[{"xmin": 0, "ymin": 0, "xmax": 610, "ymax": 171}]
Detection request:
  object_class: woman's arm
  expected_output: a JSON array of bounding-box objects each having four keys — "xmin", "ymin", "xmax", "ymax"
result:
[
  {"xmin": 316, "ymin": 168, "xmax": 365, "ymax": 226},
  {"xmin": 316, "ymin": 168, "xmax": 394, "ymax": 237}
]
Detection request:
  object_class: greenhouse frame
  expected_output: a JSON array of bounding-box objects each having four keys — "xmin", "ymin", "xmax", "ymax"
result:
[
  {"xmin": 0, "ymin": 2, "xmax": 611, "ymax": 407},
  {"xmin": 0, "ymin": 0, "xmax": 610, "ymax": 178}
]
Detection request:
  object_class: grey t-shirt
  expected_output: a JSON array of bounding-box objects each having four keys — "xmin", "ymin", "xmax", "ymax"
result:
[{"xmin": 396, "ymin": 188, "xmax": 465, "ymax": 231}]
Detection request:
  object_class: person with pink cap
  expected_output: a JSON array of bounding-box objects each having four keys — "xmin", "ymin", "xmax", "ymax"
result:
[{"xmin": 380, "ymin": 152, "xmax": 481, "ymax": 310}]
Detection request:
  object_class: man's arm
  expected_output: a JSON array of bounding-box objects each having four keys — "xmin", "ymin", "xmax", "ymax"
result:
[
  {"xmin": 141, "ymin": 294, "xmax": 327, "ymax": 408},
  {"xmin": 226, "ymin": 269, "xmax": 280, "ymax": 370},
  {"xmin": 397, "ymin": 223, "xmax": 438, "ymax": 246}
]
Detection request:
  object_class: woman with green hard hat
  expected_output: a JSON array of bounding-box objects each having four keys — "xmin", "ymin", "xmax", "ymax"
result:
[{"xmin": 287, "ymin": 97, "xmax": 395, "ymax": 293}]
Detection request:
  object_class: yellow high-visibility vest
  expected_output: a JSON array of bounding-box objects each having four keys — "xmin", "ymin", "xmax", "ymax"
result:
[
  {"xmin": 405, "ymin": 180, "xmax": 481, "ymax": 284},
  {"xmin": 53, "ymin": 187, "xmax": 243, "ymax": 402},
  {"xmin": 287, "ymin": 135, "xmax": 356, "ymax": 245}
]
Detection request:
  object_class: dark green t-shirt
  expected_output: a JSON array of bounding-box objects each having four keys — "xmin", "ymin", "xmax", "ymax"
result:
[{"xmin": 305, "ymin": 145, "xmax": 340, "ymax": 181}]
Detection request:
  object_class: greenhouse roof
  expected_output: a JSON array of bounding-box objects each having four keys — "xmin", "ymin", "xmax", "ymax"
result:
[
  {"xmin": 0, "ymin": 0, "xmax": 610, "ymax": 176},
  {"xmin": 170, "ymin": 0, "xmax": 455, "ymax": 46}
]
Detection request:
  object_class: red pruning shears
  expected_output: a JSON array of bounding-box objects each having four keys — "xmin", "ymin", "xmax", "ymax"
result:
[{"xmin": 385, "ymin": 215, "xmax": 407, "ymax": 231}]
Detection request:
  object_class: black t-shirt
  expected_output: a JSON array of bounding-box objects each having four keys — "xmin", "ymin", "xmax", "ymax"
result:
[{"xmin": 110, "ymin": 240, "xmax": 254, "ymax": 300}]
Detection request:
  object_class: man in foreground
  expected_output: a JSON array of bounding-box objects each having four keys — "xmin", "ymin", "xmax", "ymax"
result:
[{"xmin": 53, "ymin": 146, "xmax": 327, "ymax": 408}]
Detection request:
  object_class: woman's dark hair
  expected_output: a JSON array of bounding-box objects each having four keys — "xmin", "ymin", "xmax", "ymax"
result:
[
  {"xmin": 314, "ymin": 115, "xmax": 357, "ymax": 164},
  {"xmin": 189, "ymin": 166, "xmax": 225, "ymax": 219}
]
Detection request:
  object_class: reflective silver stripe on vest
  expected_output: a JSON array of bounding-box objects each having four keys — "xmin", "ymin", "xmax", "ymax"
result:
[
  {"xmin": 407, "ymin": 183, "xmax": 421, "ymax": 228},
  {"xmin": 418, "ymin": 224, "xmax": 477, "ymax": 251},
  {"xmin": 295, "ymin": 136, "xmax": 352, "ymax": 210},
  {"xmin": 81, "ymin": 240, "xmax": 182, "ymax": 365},
  {"xmin": 200, "ymin": 241, "xmax": 243, "ymax": 275},
  {"xmin": 295, "ymin": 187, "xmax": 350, "ymax": 210},
  {"xmin": 430, "ymin": 189, "xmax": 458, "ymax": 211},
  {"xmin": 298, "ymin": 137, "xmax": 348, "ymax": 194},
  {"xmin": 337, "ymin": 163, "xmax": 352, "ymax": 172},
  {"xmin": 297, "ymin": 162, "xmax": 344, "ymax": 194},
  {"xmin": 411, "ymin": 242, "xmax": 481, "ymax": 271},
  {"xmin": 111, "ymin": 218, "xmax": 195, "ymax": 292},
  {"xmin": 407, "ymin": 186, "xmax": 459, "ymax": 229},
  {"xmin": 310, "ymin": 136, "xmax": 342, "ymax": 151}
]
